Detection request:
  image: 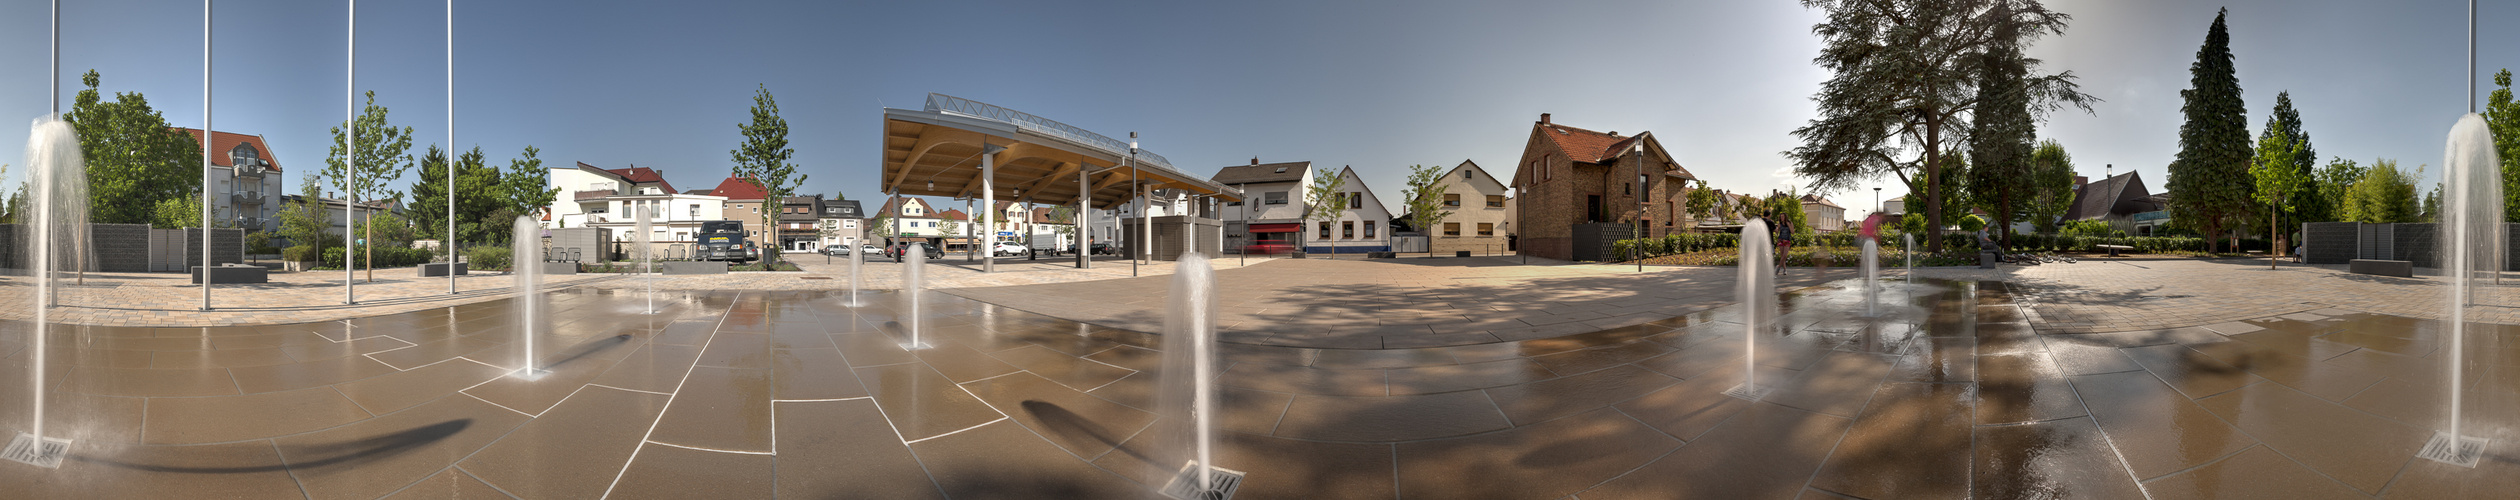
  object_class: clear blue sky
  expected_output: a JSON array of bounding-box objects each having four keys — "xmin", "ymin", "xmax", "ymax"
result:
[{"xmin": 0, "ymin": 0, "xmax": 2510, "ymax": 218}]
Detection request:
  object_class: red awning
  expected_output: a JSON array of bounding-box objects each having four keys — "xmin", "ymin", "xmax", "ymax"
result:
[{"xmin": 1249, "ymin": 223, "xmax": 1302, "ymax": 233}]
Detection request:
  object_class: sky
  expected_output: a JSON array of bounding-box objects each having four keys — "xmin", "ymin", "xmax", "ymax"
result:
[{"xmin": 0, "ymin": 0, "xmax": 2511, "ymax": 219}]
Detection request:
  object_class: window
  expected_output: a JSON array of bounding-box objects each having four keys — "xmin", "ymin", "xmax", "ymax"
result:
[
  {"xmin": 1319, "ymin": 222, "xmax": 1332, "ymax": 239},
  {"xmin": 1343, "ymin": 221, "xmax": 1355, "ymax": 239},
  {"xmin": 1624, "ymin": 183, "xmax": 1632, "ymax": 195},
  {"xmin": 690, "ymin": 204, "xmax": 701, "ymax": 219},
  {"xmin": 1265, "ymin": 191, "xmax": 1287, "ymax": 205},
  {"xmin": 1444, "ymin": 222, "xmax": 1462, "ymax": 236},
  {"xmin": 1477, "ymin": 223, "xmax": 1494, "ymax": 236},
  {"xmin": 1487, "ymin": 195, "xmax": 1506, "ymax": 208},
  {"xmin": 1463, "ymin": 169, "xmax": 1473, "ymax": 179},
  {"xmin": 1444, "ymin": 194, "xmax": 1460, "ymax": 207},
  {"xmin": 1364, "ymin": 221, "xmax": 1376, "ymax": 238},
  {"xmin": 1348, "ymin": 192, "xmax": 1362, "ymax": 208}
]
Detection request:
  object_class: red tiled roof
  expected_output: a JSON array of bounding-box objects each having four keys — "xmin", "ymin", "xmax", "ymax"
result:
[
  {"xmin": 609, "ymin": 166, "xmax": 678, "ymax": 194},
  {"xmin": 1538, "ymin": 123, "xmax": 1632, "ymax": 164},
  {"xmin": 933, "ymin": 209, "xmax": 968, "ymax": 221},
  {"xmin": 173, "ymin": 128, "xmax": 281, "ymax": 171},
  {"xmin": 709, "ymin": 176, "xmax": 770, "ymax": 201},
  {"xmin": 1800, "ymin": 194, "xmax": 1842, "ymax": 209}
]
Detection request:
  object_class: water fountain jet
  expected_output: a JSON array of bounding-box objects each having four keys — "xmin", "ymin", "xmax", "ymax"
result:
[
  {"xmin": 2419, "ymin": 113, "xmax": 2497, "ymax": 467},
  {"xmin": 511, "ymin": 216, "xmax": 545, "ymax": 379},
  {"xmin": 1723, "ymin": 218, "xmax": 1776, "ymax": 402},
  {"xmin": 900, "ymin": 245, "xmax": 931, "ymax": 350},
  {"xmin": 1156, "ymin": 254, "xmax": 1242, "ymax": 499},
  {"xmin": 635, "ymin": 206, "xmax": 655, "ymax": 314},
  {"xmin": 1862, "ymin": 238, "xmax": 1879, "ymax": 317},
  {"xmin": 3, "ymin": 118, "xmax": 85, "ymax": 469}
]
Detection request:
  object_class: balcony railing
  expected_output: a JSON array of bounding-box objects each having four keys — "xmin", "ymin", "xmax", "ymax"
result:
[
  {"xmin": 231, "ymin": 191, "xmax": 266, "ymax": 206},
  {"xmin": 234, "ymin": 161, "xmax": 270, "ymax": 178},
  {"xmin": 234, "ymin": 217, "xmax": 266, "ymax": 231},
  {"xmin": 924, "ymin": 93, "xmax": 1174, "ymax": 170}
]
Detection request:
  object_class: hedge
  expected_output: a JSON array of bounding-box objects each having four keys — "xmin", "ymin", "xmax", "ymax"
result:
[
  {"xmin": 1612, "ymin": 233, "xmax": 2234, "ymax": 261},
  {"xmin": 468, "ymin": 247, "xmax": 513, "ymax": 272},
  {"xmin": 322, "ymin": 246, "xmax": 436, "ymax": 269}
]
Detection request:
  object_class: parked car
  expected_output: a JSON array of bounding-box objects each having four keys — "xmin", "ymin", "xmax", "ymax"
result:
[
  {"xmin": 858, "ymin": 244, "xmax": 884, "ymax": 255},
  {"xmin": 992, "ymin": 242, "xmax": 1030, "ymax": 256},
  {"xmin": 1066, "ymin": 242, "xmax": 1117, "ymax": 256},
  {"xmin": 888, "ymin": 242, "xmax": 943, "ymax": 261}
]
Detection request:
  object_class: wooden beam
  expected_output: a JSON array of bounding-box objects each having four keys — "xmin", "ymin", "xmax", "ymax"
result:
[
  {"xmin": 1017, "ymin": 161, "xmax": 1082, "ymax": 204},
  {"xmin": 884, "ymin": 128, "xmax": 974, "ymax": 193}
]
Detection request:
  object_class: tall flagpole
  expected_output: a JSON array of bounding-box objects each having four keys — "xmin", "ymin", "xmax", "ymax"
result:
[
  {"xmin": 344, "ymin": 0, "xmax": 357, "ymax": 305},
  {"xmin": 447, "ymin": 0, "xmax": 458, "ymax": 295},
  {"xmin": 202, "ymin": 0, "xmax": 214, "ymax": 311},
  {"xmin": 51, "ymin": 0, "xmax": 60, "ymax": 115}
]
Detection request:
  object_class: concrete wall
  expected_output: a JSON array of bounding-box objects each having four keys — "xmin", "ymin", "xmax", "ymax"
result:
[
  {"xmin": 1122, "ymin": 216, "xmax": 1221, "ymax": 261},
  {"xmin": 2309, "ymin": 222, "xmax": 2520, "ymax": 270},
  {"xmin": 546, "ymin": 227, "xmax": 612, "ymax": 264}
]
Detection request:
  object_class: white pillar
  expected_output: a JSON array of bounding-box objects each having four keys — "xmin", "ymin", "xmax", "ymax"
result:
[
  {"xmin": 981, "ymin": 144, "xmax": 1001, "ymax": 273},
  {"xmin": 1078, "ymin": 165, "xmax": 1092, "ymax": 269},
  {"xmin": 201, "ymin": 0, "xmax": 214, "ymax": 311},
  {"xmin": 343, "ymin": 0, "xmax": 356, "ymax": 305}
]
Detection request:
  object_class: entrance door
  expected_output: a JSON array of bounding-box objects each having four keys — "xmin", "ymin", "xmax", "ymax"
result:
[{"xmin": 1586, "ymin": 195, "xmax": 1603, "ymax": 223}]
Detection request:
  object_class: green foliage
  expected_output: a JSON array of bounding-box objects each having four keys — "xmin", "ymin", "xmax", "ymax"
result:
[
  {"xmin": 2167, "ymin": 9, "xmax": 2256, "ymax": 251},
  {"xmin": 282, "ymin": 245, "xmax": 323, "ymax": 263},
  {"xmin": 2251, "ymin": 112, "xmax": 2311, "ymax": 254},
  {"xmin": 277, "ymin": 172, "xmax": 335, "ymax": 250},
  {"xmin": 325, "ymin": 91, "xmax": 416, "ymax": 213},
  {"xmin": 409, "ymin": 146, "xmax": 507, "ymax": 244},
  {"xmin": 501, "ymin": 146, "xmax": 557, "ymax": 228},
  {"xmin": 2261, "ymin": 93, "xmax": 2323, "ymax": 223},
  {"xmin": 2343, "ymin": 159, "xmax": 2420, "ymax": 223},
  {"xmin": 2057, "ymin": 219, "xmax": 2114, "ymax": 237},
  {"xmin": 1766, "ymin": 190, "xmax": 1813, "ymax": 235},
  {"xmin": 2422, "ymin": 184, "xmax": 2443, "ymax": 223},
  {"xmin": 355, "ymin": 210, "xmax": 416, "ymax": 247},
  {"xmin": 729, "ymin": 85, "xmax": 806, "ymax": 265},
  {"xmin": 1685, "ymin": 182, "xmax": 1720, "ymax": 221},
  {"xmin": 1957, "ymin": 213, "xmax": 1986, "ymax": 232},
  {"xmin": 1400, "ymin": 164, "xmax": 1453, "ymax": 238},
  {"xmin": 1786, "ymin": 0, "xmax": 2095, "ymax": 253},
  {"xmin": 1969, "ymin": 9, "xmax": 2038, "ymax": 241},
  {"xmin": 1304, "ymin": 168, "xmax": 1350, "ymax": 252},
  {"xmin": 2024, "ymin": 140, "xmax": 2077, "ymax": 233},
  {"xmin": 151, "ymin": 195, "xmax": 203, "ymax": 229},
  {"xmin": 64, "ymin": 70, "xmax": 204, "ymax": 225},
  {"xmin": 2488, "ymin": 69, "xmax": 2520, "ymax": 222},
  {"xmin": 322, "ymin": 245, "xmax": 433, "ymax": 269},
  {"xmin": 467, "ymin": 246, "xmax": 513, "ymax": 271},
  {"xmin": 2313, "ymin": 157, "xmax": 2366, "ymax": 223}
]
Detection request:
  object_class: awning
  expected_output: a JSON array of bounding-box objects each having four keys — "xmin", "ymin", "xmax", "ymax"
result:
[{"xmin": 1249, "ymin": 223, "xmax": 1302, "ymax": 233}]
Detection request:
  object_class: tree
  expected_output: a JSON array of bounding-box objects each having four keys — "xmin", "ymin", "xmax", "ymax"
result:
[
  {"xmin": 1786, "ymin": 0, "xmax": 2095, "ymax": 252},
  {"xmin": 2422, "ymin": 184, "xmax": 2443, "ymax": 223},
  {"xmin": 151, "ymin": 195, "xmax": 204, "ymax": 229},
  {"xmin": 1767, "ymin": 190, "xmax": 1813, "ymax": 236},
  {"xmin": 729, "ymin": 84, "xmax": 807, "ymax": 266},
  {"xmin": 2250, "ymin": 123, "xmax": 2309, "ymax": 259},
  {"xmin": 501, "ymin": 146, "xmax": 558, "ymax": 221},
  {"xmin": 938, "ymin": 218, "xmax": 961, "ymax": 239},
  {"xmin": 1045, "ymin": 205, "xmax": 1078, "ymax": 238},
  {"xmin": 64, "ymin": 70, "xmax": 203, "ymax": 225},
  {"xmin": 2314, "ymin": 157, "xmax": 2365, "ymax": 224},
  {"xmin": 2167, "ymin": 9, "xmax": 2256, "ymax": 252},
  {"xmin": 2023, "ymin": 140, "xmax": 2076, "ymax": 233},
  {"xmin": 1303, "ymin": 168, "xmax": 1350, "ymax": 255},
  {"xmin": 2343, "ymin": 159, "xmax": 2419, "ymax": 223},
  {"xmin": 326, "ymin": 91, "xmax": 416, "ymax": 280},
  {"xmin": 2487, "ymin": 69, "xmax": 2520, "ymax": 221},
  {"xmin": 277, "ymin": 172, "xmax": 334, "ymax": 252},
  {"xmin": 1967, "ymin": 1, "xmax": 2038, "ymax": 243},
  {"xmin": 409, "ymin": 146, "xmax": 453, "ymax": 241},
  {"xmin": 1685, "ymin": 182, "xmax": 1720, "ymax": 224},
  {"xmin": 2260, "ymin": 92, "xmax": 2321, "ymax": 225},
  {"xmin": 1400, "ymin": 164, "xmax": 1453, "ymax": 254}
]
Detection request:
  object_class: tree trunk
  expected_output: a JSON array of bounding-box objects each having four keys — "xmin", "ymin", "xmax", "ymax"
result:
[{"xmin": 1924, "ymin": 122, "xmax": 1945, "ymax": 253}]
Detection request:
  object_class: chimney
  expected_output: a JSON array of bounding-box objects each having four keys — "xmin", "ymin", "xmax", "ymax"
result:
[
  {"xmin": 1606, "ymin": 131, "xmax": 1618, "ymax": 137},
  {"xmin": 2074, "ymin": 176, "xmax": 2088, "ymax": 189},
  {"xmin": 1540, "ymin": 113, "xmax": 1551, "ymax": 125},
  {"xmin": 1251, "ymin": 157, "xmax": 1259, "ymax": 165}
]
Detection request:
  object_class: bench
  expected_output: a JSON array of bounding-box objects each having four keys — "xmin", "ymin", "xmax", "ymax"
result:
[
  {"xmin": 420, "ymin": 262, "xmax": 468, "ymax": 277},
  {"xmin": 2350, "ymin": 259, "xmax": 2413, "ymax": 278},
  {"xmin": 2095, "ymin": 244, "xmax": 2133, "ymax": 257},
  {"xmin": 191, "ymin": 264, "xmax": 268, "ymax": 284}
]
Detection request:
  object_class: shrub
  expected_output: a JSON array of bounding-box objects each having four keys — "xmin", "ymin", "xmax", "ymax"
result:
[
  {"xmin": 321, "ymin": 245, "xmax": 437, "ymax": 269},
  {"xmin": 469, "ymin": 246, "xmax": 513, "ymax": 271},
  {"xmin": 283, "ymin": 245, "xmax": 323, "ymax": 263}
]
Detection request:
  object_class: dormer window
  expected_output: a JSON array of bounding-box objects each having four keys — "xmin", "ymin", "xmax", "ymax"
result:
[
  {"xmin": 1273, "ymin": 167, "xmax": 1287, "ymax": 173},
  {"xmin": 228, "ymin": 143, "xmax": 260, "ymax": 166}
]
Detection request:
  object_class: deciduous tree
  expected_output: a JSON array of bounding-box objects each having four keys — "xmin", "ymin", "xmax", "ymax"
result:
[
  {"xmin": 65, "ymin": 70, "xmax": 202, "ymax": 225},
  {"xmin": 2024, "ymin": 140, "xmax": 2076, "ymax": 233},
  {"xmin": 730, "ymin": 85, "xmax": 806, "ymax": 266},
  {"xmin": 1303, "ymin": 168, "xmax": 1349, "ymax": 255},
  {"xmin": 2251, "ymin": 124, "xmax": 2308, "ymax": 257},
  {"xmin": 1400, "ymin": 164, "xmax": 1453, "ymax": 251}
]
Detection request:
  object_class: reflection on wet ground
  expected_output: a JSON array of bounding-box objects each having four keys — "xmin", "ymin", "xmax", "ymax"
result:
[{"xmin": 0, "ymin": 279, "xmax": 2514, "ymax": 498}]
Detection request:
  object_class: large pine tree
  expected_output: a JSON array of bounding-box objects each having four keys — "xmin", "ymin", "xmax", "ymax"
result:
[
  {"xmin": 1969, "ymin": 1, "xmax": 2037, "ymax": 241},
  {"xmin": 2168, "ymin": 8, "xmax": 2255, "ymax": 252}
]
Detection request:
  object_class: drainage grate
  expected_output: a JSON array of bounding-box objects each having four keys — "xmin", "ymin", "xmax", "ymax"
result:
[
  {"xmin": 1721, "ymin": 383, "xmax": 1773, "ymax": 402},
  {"xmin": 2417, "ymin": 431, "xmax": 2486, "ymax": 468},
  {"xmin": 1158, "ymin": 461, "xmax": 1246, "ymax": 500},
  {"xmin": 2, "ymin": 433, "xmax": 69, "ymax": 469}
]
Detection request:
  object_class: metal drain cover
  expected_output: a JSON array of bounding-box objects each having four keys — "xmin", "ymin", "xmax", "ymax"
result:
[
  {"xmin": 2, "ymin": 433, "xmax": 69, "ymax": 468},
  {"xmin": 1721, "ymin": 383, "xmax": 1773, "ymax": 402},
  {"xmin": 1158, "ymin": 461, "xmax": 1246, "ymax": 500},
  {"xmin": 2417, "ymin": 431, "xmax": 2486, "ymax": 468}
]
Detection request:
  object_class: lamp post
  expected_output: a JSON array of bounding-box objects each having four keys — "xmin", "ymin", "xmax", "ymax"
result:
[
  {"xmin": 1636, "ymin": 142, "xmax": 1647, "ymax": 273},
  {"xmin": 1874, "ymin": 187, "xmax": 1882, "ymax": 216}
]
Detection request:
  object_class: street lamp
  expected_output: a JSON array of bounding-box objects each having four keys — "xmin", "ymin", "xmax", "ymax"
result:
[{"xmin": 1636, "ymin": 142, "xmax": 1647, "ymax": 273}]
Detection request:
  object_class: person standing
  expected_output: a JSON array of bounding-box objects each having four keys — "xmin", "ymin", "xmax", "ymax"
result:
[{"xmin": 1771, "ymin": 217, "xmax": 1794, "ymax": 277}]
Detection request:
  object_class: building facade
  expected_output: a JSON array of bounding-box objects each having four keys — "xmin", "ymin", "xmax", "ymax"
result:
[
  {"xmin": 1306, "ymin": 166, "xmax": 1394, "ymax": 254},
  {"xmin": 178, "ymin": 129, "xmax": 286, "ymax": 233},
  {"xmin": 1800, "ymin": 194, "xmax": 1846, "ymax": 233},
  {"xmin": 1210, "ymin": 159, "xmax": 1314, "ymax": 253},
  {"xmin": 1509, "ymin": 114, "xmax": 1697, "ymax": 261},
  {"xmin": 1428, "ymin": 160, "xmax": 1513, "ymax": 255}
]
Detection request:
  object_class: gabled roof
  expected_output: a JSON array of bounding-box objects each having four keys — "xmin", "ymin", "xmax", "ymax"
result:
[
  {"xmin": 1438, "ymin": 159, "xmax": 1508, "ymax": 192},
  {"xmin": 1799, "ymin": 194, "xmax": 1842, "ymax": 210},
  {"xmin": 709, "ymin": 176, "xmax": 771, "ymax": 201},
  {"xmin": 174, "ymin": 128, "xmax": 281, "ymax": 171},
  {"xmin": 2065, "ymin": 171, "xmax": 2151, "ymax": 220},
  {"xmin": 1511, "ymin": 116, "xmax": 1696, "ymax": 187},
  {"xmin": 933, "ymin": 209, "xmax": 969, "ymax": 221},
  {"xmin": 1212, "ymin": 161, "xmax": 1312, "ymax": 184},
  {"xmin": 876, "ymin": 196, "xmax": 935, "ymax": 217},
  {"xmin": 1334, "ymin": 166, "xmax": 1394, "ymax": 218},
  {"xmin": 571, "ymin": 162, "xmax": 680, "ymax": 194}
]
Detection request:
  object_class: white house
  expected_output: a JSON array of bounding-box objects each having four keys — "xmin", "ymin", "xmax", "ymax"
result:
[
  {"xmin": 544, "ymin": 163, "xmax": 726, "ymax": 257},
  {"xmin": 1427, "ymin": 160, "xmax": 1513, "ymax": 255},
  {"xmin": 1307, "ymin": 166, "xmax": 1394, "ymax": 254},
  {"xmin": 875, "ymin": 197, "xmax": 953, "ymax": 239},
  {"xmin": 178, "ymin": 129, "xmax": 287, "ymax": 233},
  {"xmin": 1211, "ymin": 159, "xmax": 1313, "ymax": 253}
]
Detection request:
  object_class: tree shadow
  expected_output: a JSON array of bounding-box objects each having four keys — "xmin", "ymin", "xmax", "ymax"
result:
[{"xmin": 73, "ymin": 419, "xmax": 471, "ymax": 474}]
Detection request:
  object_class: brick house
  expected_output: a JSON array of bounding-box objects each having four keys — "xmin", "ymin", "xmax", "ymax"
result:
[{"xmin": 1508, "ymin": 114, "xmax": 1697, "ymax": 261}]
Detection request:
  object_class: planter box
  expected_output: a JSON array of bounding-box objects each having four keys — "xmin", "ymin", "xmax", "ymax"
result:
[
  {"xmin": 284, "ymin": 261, "xmax": 314, "ymax": 272},
  {"xmin": 419, "ymin": 262, "xmax": 469, "ymax": 277},
  {"xmin": 662, "ymin": 261, "xmax": 729, "ymax": 275},
  {"xmin": 191, "ymin": 265, "xmax": 268, "ymax": 284},
  {"xmin": 540, "ymin": 262, "xmax": 579, "ymax": 275},
  {"xmin": 2349, "ymin": 259, "xmax": 2413, "ymax": 278}
]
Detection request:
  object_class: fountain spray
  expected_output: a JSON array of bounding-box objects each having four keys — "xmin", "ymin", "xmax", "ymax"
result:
[
  {"xmin": 4, "ymin": 119, "xmax": 85, "ymax": 468},
  {"xmin": 512, "ymin": 216, "xmax": 543, "ymax": 378},
  {"xmin": 2420, "ymin": 114, "xmax": 2498, "ymax": 467},
  {"xmin": 637, "ymin": 206, "xmax": 654, "ymax": 314},
  {"xmin": 1724, "ymin": 218, "xmax": 1776, "ymax": 402},
  {"xmin": 901, "ymin": 245, "xmax": 930, "ymax": 350}
]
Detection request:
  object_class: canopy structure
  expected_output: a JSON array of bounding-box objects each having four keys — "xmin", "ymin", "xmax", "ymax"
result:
[
  {"xmin": 881, "ymin": 93, "xmax": 1238, "ymax": 271},
  {"xmin": 881, "ymin": 93, "xmax": 1242, "ymax": 208}
]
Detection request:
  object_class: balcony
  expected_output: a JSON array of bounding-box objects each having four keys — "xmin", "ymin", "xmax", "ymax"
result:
[
  {"xmin": 234, "ymin": 217, "xmax": 266, "ymax": 231},
  {"xmin": 234, "ymin": 160, "xmax": 271, "ymax": 179},
  {"xmin": 231, "ymin": 191, "xmax": 267, "ymax": 206}
]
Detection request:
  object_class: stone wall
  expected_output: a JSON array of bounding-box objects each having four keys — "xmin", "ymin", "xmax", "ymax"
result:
[
  {"xmin": 2309, "ymin": 222, "xmax": 2520, "ymax": 269},
  {"xmin": 182, "ymin": 228, "xmax": 245, "ymax": 269},
  {"xmin": 2302, "ymin": 222, "xmax": 2360, "ymax": 265}
]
